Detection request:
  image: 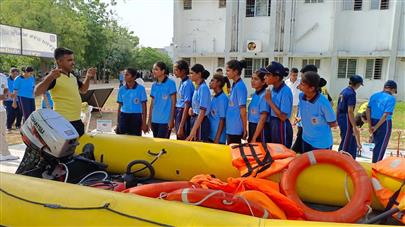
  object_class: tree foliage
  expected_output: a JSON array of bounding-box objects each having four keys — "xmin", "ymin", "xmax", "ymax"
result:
[{"xmin": 0, "ymin": 0, "xmax": 172, "ymax": 78}]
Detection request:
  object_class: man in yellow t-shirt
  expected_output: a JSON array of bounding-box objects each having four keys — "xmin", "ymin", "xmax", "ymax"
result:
[{"xmin": 35, "ymin": 48, "xmax": 96, "ymax": 136}]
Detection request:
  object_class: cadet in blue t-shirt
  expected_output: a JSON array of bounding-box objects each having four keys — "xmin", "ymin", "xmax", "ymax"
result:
[
  {"xmin": 13, "ymin": 67, "xmax": 36, "ymax": 122},
  {"xmin": 366, "ymin": 80, "xmax": 397, "ymax": 163},
  {"xmin": 41, "ymin": 91, "xmax": 54, "ymax": 109},
  {"xmin": 4, "ymin": 68, "xmax": 22, "ymax": 130},
  {"xmin": 148, "ymin": 62, "xmax": 177, "ymax": 138},
  {"xmin": 185, "ymin": 64, "xmax": 211, "ymax": 142},
  {"xmin": 262, "ymin": 61, "xmax": 293, "ymax": 148},
  {"xmin": 116, "ymin": 68, "xmax": 147, "ymax": 136},
  {"xmin": 173, "ymin": 60, "xmax": 195, "ymax": 140},
  {"xmin": 291, "ymin": 65, "xmax": 317, "ymax": 153},
  {"xmin": 225, "ymin": 60, "xmax": 248, "ymax": 144},
  {"xmin": 298, "ymin": 71, "xmax": 337, "ymax": 152},
  {"xmin": 337, "ymin": 75, "xmax": 363, "ymax": 159},
  {"xmin": 248, "ymin": 70, "xmax": 270, "ymax": 143},
  {"xmin": 208, "ymin": 74, "xmax": 228, "ymax": 144}
]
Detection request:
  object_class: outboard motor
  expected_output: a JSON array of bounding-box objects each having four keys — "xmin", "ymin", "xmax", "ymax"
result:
[{"xmin": 16, "ymin": 109, "xmax": 107, "ymax": 183}]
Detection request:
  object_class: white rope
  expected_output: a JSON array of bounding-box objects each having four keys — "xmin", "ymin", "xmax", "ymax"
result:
[
  {"xmin": 78, "ymin": 171, "xmax": 108, "ymax": 184},
  {"xmin": 234, "ymin": 195, "xmax": 256, "ymax": 217},
  {"xmin": 60, "ymin": 163, "xmax": 69, "ymax": 183},
  {"xmin": 344, "ymin": 174, "xmax": 351, "ymax": 202},
  {"xmin": 159, "ymin": 192, "xmax": 168, "ymax": 199},
  {"xmin": 181, "ymin": 189, "xmax": 226, "ymax": 206},
  {"xmin": 364, "ymin": 204, "xmax": 373, "ymax": 222},
  {"xmin": 345, "ymin": 173, "xmax": 373, "ymax": 222}
]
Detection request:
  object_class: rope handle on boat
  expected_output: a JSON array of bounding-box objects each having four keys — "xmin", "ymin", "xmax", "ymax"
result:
[
  {"xmin": 147, "ymin": 149, "xmax": 167, "ymax": 158},
  {"xmin": 0, "ymin": 188, "xmax": 172, "ymax": 226},
  {"xmin": 127, "ymin": 149, "xmax": 166, "ymax": 176}
]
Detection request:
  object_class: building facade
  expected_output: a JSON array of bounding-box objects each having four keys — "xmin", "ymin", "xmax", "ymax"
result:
[{"xmin": 173, "ymin": 0, "xmax": 405, "ymax": 100}]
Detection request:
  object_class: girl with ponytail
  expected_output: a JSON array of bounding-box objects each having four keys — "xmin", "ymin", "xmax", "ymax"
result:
[
  {"xmin": 173, "ymin": 60, "xmax": 194, "ymax": 140},
  {"xmin": 225, "ymin": 60, "xmax": 248, "ymax": 144},
  {"xmin": 186, "ymin": 64, "xmax": 211, "ymax": 142}
]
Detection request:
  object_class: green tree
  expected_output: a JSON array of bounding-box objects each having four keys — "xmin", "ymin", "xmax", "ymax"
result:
[{"xmin": 133, "ymin": 47, "xmax": 173, "ymax": 73}]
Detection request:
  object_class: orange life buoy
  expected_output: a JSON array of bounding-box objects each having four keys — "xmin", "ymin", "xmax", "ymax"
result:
[
  {"xmin": 280, "ymin": 150, "xmax": 372, "ymax": 223},
  {"xmin": 371, "ymin": 157, "xmax": 405, "ymax": 224},
  {"xmin": 123, "ymin": 181, "xmax": 199, "ymax": 198},
  {"xmin": 231, "ymin": 143, "xmax": 296, "ymax": 178},
  {"xmin": 165, "ymin": 188, "xmax": 269, "ymax": 218}
]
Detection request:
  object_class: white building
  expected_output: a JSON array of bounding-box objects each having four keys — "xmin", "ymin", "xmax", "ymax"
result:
[{"xmin": 173, "ymin": 0, "xmax": 405, "ymax": 100}]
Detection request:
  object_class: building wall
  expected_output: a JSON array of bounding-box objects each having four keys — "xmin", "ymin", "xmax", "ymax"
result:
[
  {"xmin": 243, "ymin": 17, "xmax": 272, "ymax": 53},
  {"xmin": 335, "ymin": 10, "xmax": 392, "ymax": 53},
  {"xmin": 173, "ymin": 0, "xmax": 404, "ymax": 101},
  {"xmin": 292, "ymin": 1, "xmax": 334, "ymax": 54},
  {"xmin": 173, "ymin": 0, "xmax": 226, "ymax": 56}
]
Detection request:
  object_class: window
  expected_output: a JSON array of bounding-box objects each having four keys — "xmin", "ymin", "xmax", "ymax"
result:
[
  {"xmin": 302, "ymin": 59, "xmax": 321, "ymax": 69},
  {"xmin": 217, "ymin": 58, "xmax": 225, "ymax": 67},
  {"xmin": 343, "ymin": 0, "xmax": 362, "ymax": 10},
  {"xmin": 274, "ymin": 57, "xmax": 283, "ymax": 64},
  {"xmin": 304, "ymin": 0, "xmax": 324, "ymax": 3},
  {"xmin": 246, "ymin": 0, "xmax": 271, "ymax": 17},
  {"xmin": 337, "ymin": 59, "xmax": 357, "ymax": 78},
  {"xmin": 365, "ymin": 59, "xmax": 383, "ymax": 80},
  {"xmin": 184, "ymin": 0, "xmax": 192, "ymax": 10},
  {"xmin": 371, "ymin": 0, "xmax": 389, "ymax": 9},
  {"xmin": 219, "ymin": 0, "xmax": 226, "ymax": 8},
  {"xmin": 245, "ymin": 58, "xmax": 269, "ymax": 77}
]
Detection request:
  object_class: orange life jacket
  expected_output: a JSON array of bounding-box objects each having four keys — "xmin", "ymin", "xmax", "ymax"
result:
[
  {"xmin": 231, "ymin": 143, "xmax": 296, "ymax": 178},
  {"xmin": 371, "ymin": 157, "xmax": 405, "ymax": 224},
  {"xmin": 190, "ymin": 174, "xmax": 304, "ymax": 220},
  {"xmin": 237, "ymin": 190, "xmax": 287, "ymax": 219}
]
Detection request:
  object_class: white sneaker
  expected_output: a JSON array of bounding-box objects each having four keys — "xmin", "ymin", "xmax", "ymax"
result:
[{"xmin": 0, "ymin": 154, "xmax": 19, "ymax": 161}]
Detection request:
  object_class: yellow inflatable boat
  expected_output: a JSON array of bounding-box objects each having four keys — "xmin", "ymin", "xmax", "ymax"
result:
[
  {"xmin": 0, "ymin": 172, "xmax": 398, "ymax": 226},
  {"xmin": 1, "ymin": 134, "xmax": 402, "ymax": 226},
  {"xmin": 75, "ymin": 134, "xmax": 402, "ymax": 210}
]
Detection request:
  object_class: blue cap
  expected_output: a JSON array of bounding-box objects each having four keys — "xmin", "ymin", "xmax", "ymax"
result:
[
  {"xmin": 350, "ymin": 75, "xmax": 363, "ymax": 85},
  {"xmin": 257, "ymin": 67, "xmax": 270, "ymax": 74},
  {"xmin": 384, "ymin": 80, "xmax": 397, "ymax": 93},
  {"xmin": 262, "ymin": 61, "xmax": 287, "ymax": 77}
]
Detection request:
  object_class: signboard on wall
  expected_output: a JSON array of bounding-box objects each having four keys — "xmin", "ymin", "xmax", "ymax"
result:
[
  {"xmin": 0, "ymin": 24, "xmax": 21, "ymax": 55},
  {"xmin": 0, "ymin": 24, "xmax": 57, "ymax": 58}
]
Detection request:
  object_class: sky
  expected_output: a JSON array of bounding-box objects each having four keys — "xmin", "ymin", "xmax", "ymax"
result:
[{"xmin": 110, "ymin": 0, "xmax": 174, "ymax": 48}]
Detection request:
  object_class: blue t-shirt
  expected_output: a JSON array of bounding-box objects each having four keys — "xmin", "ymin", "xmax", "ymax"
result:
[
  {"xmin": 209, "ymin": 91, "xmax": 228, "ymax": 144},
  {"xmin": 299, "ymin": 93, "xmax": 336, "ymax": 148},
  {"xmin": 150, "ymin": 77, "xmax": 177, "ymax": 124},
  {"xmin": 248, "ymin": 88, "xmax": 269, "ymax": 124},
  {"xmin": 13, "ymin": 75, "xmax": 35, "ymax": 99},
  {"xmin": 119, "ymin": 73, "xmax": 124, "ymax": 82},
  {"xmin": 5, "ymin": 76, "xmax": 16, "ymax": 101},
  {"xmin": 191, "ymin": 81, "xmax": 211, "ymax": 116},
  {"xmin": 368, "ymin": 91, "xmax": 396, "ymax": 121},
  {"xmin": 41, "ymin": 91, "xmax": 54, "ymax": 109},
  {"xmin": 337, "ymin": 86, "xmax": 356, "ymax": 114},
  {"xmin": 117, "ymin": 83, "xmax": 147, "ymax": 113},
  {"xmin": 270, "ymin": 82, "xmax": 293, "ymax": 118},
  {"xmin": 226, "ymin": 79, "xmax": 248, "ymax": 135},
  {"xmin": 176, "ymin": 77, "xmax": 195, "ymax": 108}
]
